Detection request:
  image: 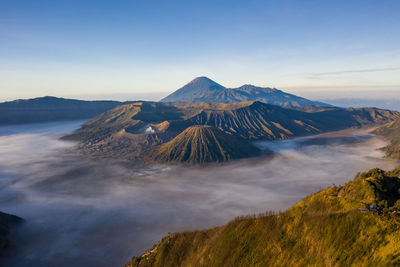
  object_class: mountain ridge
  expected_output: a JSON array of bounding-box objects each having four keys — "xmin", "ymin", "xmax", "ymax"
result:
[
  {"xmin": 161, "ymin": 77, "xmax": 331, "ymax": 108},
  {"xmin": 63, "ymin": 100, "xmax": 400, "ymax": 163},
  {"xmin": 373, "ymin": 119, "xmax": 400, "ymax": 159},
  {"xmin": 0, "ymin": 96, "xmax": 127, "ymax": 125}
]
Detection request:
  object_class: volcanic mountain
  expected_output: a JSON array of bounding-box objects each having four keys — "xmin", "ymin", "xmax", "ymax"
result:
[
  {"xmin": 373, "ymin": 119, "xmax": 400, "ymax": 159},
  {"xmin": 151, "ymin": 126, "xmax": 261, "ymax": 164},
  {"xmin": 161, "ymin": 77, "xmax": 330, "ymax": 108},
  {"xmin": 160, "ymin": 77, "xmax": 225, "ymax": 102},
  {"xmin": 125, "ymin": 167, "xmax": 400, "ymax": 267},
  {"xmin": 63, "ymin": 101, "xmax": 400, "ymax": 163}
]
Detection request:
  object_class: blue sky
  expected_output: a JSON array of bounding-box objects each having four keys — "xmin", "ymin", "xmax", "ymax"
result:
[{"xmin": 0, "ymin": 0, "xmax": 399, "ymax": 101}]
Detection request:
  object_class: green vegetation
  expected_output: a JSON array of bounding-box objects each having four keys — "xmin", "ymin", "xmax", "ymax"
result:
[
  {"xmin": 374, "ymin": 119, "xmax": 400, "ymax": 159},
  {"xmin": 125, "ymin": 168, "xmax": 400, "ymax": 267},
  {"xmin": 151, "ymin": 126, "xmax": 260, "ymax": 164}
]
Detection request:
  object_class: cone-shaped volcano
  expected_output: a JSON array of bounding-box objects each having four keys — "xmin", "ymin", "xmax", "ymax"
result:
[{"xmin": 152, "ymin": 125, "xmax": 260, "ymax": 164}]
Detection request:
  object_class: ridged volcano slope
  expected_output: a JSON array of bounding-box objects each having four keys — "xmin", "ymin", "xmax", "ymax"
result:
[
  {"xmin": 181, "ymin": 101, "xmax": 400, "ymax": 140},
  {"xmin": 63, "ymin": 101, "xmax": 400, "ymax": 162},
  {"xmin": 152, "ymin": 126, "xmax": 260, "ymax": 164}
]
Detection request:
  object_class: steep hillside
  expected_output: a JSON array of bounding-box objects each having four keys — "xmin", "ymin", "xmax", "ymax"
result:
[
  {"xmin": 151, "ymin": 126, "xmax": 260, "ymax": 164},
  {"xmin": 63, "ymin": 102, "xmax": 184, "ymax": 143},
  {"xmin": 373, "ymin": 119, "xmax": 400, "ymax": 159},
  {"xmin": 161, "ymin": 77, "xmax": 330, "ymax": 108},
  {"xmin": 64, "ymin": 101, "xmax": 400, "ymax": 162},
  {"xmin": 0, "ymin": 211, "xmax": 23, "ymax": 253},
  {"xmin": 183, "ymin": 101, "xmax": 320, "ymax": 140},
  {"xmin": 0, "ymin": 96, "xmax": 124, "ymax": 125},
  {"xmin": 125, "ymin": 168, "xmax": 400, "ymax": 267}
]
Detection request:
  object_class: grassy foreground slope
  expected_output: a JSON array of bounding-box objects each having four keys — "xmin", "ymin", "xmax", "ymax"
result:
[
  {"xmin": 374, "ymin": 119, "xmax": 400, "ymax": 159},
  {"xmin": 152, "ymin": 126, "xmax": 260, "ymax": 164},
  {"xmin": 126, "ymin": 168, "xmax": 400, "ymax": 267}
]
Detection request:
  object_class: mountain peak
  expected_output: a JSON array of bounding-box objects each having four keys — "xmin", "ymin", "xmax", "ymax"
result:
[
  {"xmin": 190, "ymin": 76, "xmax": 213, "ymax": 83},
  {"xmin": 160, "ymin": 77, "xmax": 225, "ymax": 102},
  {"xmin": 185, "ymin": 76, "xmax": 224, "ymax": 89}
]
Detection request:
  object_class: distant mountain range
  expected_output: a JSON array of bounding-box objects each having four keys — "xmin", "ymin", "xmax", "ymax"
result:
[
  {"xmin": 63, "ymin": 101, "xmax": 400, "ymax": 164},
  {"xmin": 2, "ymin": 78, "xmax": 397, "ymax": 128},
  {"xmin": 125, "ymin": 167, "xmax": 400, "ymax": 267},
  {"xmin": 4, "ymin": 77, "xmax": 400, "ymax": 164},
  {"xmin": 0, "ymin": 78, "xmax": 330, "ymax": 126},
  {"xmin": 0, "ymin": 96, "xmax": 126, "ymax": 125},
  {"xmin": 161, "ymin": 76, "xmax": 331, "ymax": 108}
]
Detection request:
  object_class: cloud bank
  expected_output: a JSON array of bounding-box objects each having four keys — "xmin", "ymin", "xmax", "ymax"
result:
[{"xmin": 0, "ymin": 122, "xmax": 398, "ymax": 267}]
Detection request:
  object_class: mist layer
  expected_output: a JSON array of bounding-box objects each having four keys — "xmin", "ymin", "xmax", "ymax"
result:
[{"xmin": 0, "ymin": 122, "xmax": 397, "ymax": 267}]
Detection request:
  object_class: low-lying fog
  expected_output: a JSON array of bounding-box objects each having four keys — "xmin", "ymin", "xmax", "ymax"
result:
[{"xmin": 0, "ymin": 121, "xmax": 398, "ymax": 267}]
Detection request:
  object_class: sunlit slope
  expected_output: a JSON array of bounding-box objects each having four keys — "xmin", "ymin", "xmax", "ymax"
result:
[
  {"xmin": 66, "ymin": 101, "xmax": 400, "ymax": 142},
  {"xmin": 125, "ymin": 168, "xmax": 400, "ymax": 267},
  {"xmin": 63, "ymin": 103, "xmax": 142, "ymax": 142},
  {"xmin": 169, "ymin": 102, "xmax": 400, "ymax": 140},
  {"xmin": 374, "ymin": 119, "xmax": 400, "ymax": 159},
  {"xmin": 184, "ymin": 101, "xmax": 398, "ymax": 140},
  {"xmin": 63, "ymin": 102, "xmax": 186, "ymax": 142},
  {"xmin": 64, "ymin": 101, "xmax": 400, "ymax": 162},
  {"xmin": 152, "ymin": 126, "xmax": 260, "ymax": 164}
]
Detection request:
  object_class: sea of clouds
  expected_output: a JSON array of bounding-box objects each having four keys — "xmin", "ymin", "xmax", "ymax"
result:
[{"xmin": 0, "ymin": 121, "xmax": 398, "ymax": 267}]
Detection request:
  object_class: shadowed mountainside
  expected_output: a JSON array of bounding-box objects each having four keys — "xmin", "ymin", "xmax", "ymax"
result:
[
  {"xmin": 0, "ymin": 96, "xmax": 127, "ymax": 125},
  {"xmin": 161, "ymin": 77, "xmax": 331, "ymax": 108},
  {"xmin": 63, "ymin": 101, "xmax": 400, "ymax": 163},
  {"xmin": 0, "ymin": 211, "xmax": 23, "ymax": 254},
  {"xmin": 125, "ymin": 168, "xmax": 400, "ymax": 267},
  {"xmin": 373, "ymin": 119, "xmax": 400, "ymax": 159},
  {"xmin": 151, "ymin": 126, "xmax": 260, "ymax": 164}
]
